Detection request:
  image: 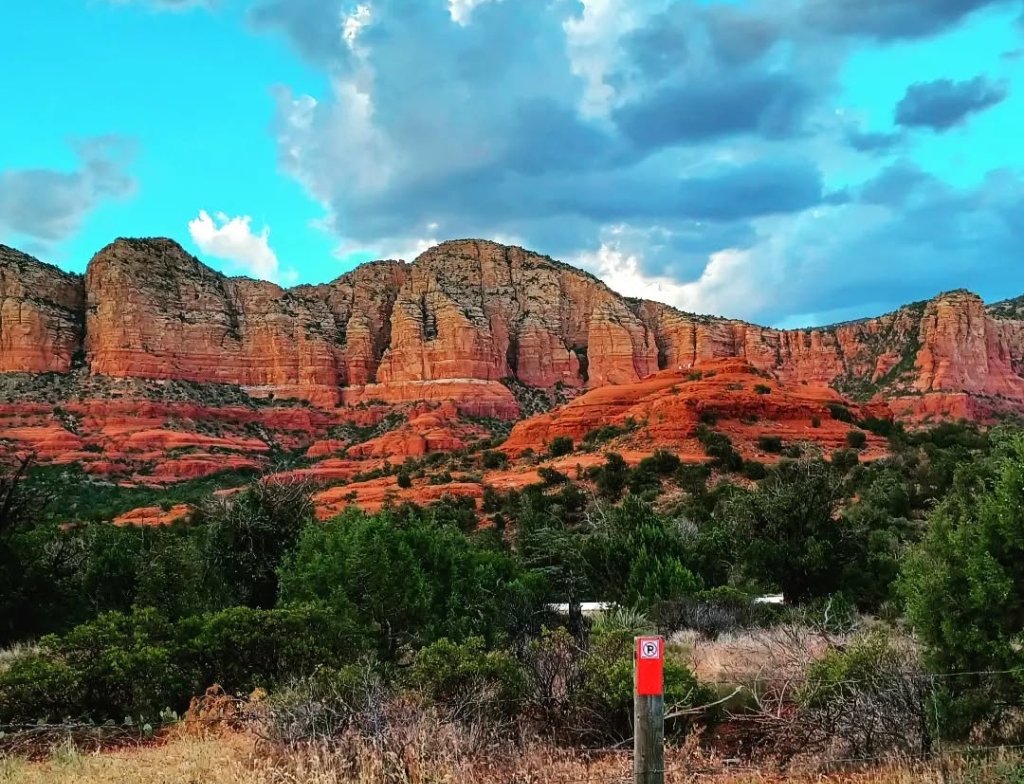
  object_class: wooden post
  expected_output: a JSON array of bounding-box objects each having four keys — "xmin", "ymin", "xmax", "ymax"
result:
[{"xmin": 634, "ymin": 637, "xmax": 665, "ymax": 784}]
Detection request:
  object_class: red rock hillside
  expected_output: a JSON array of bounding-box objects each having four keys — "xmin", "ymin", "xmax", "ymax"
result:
[
  {"xmin": 3, "ymin": 236, "xmax": 1024, "ymax": 427},
  {"xmin": 503, "ymin": 358, "xmax": 892, "ymax": 461}
]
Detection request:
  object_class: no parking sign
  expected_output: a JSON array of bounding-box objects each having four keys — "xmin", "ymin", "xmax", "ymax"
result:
[{"xmin": 635, "ymin": 636, "xmax": 664, "ymax": 696}]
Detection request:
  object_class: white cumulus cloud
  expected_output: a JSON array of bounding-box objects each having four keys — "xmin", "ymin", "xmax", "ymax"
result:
[{"xmin": 188, "ymin": 210, "xmax": 296, "ymax": 285}]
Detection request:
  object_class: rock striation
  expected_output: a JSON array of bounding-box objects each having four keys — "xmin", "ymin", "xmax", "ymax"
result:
[
  {"xmin": 0, "ymin": 245, "xmax": 84, "ymax": 373},
  {"xmin": 83, "ymin": 238, "xmax": 407, "ymax": 406},
  {"xmin": 1, "ymin": 237, "xmax": 1024, "ymax": 420},
  {"xmin": 502, "ymin": 358, "xmax": 892, "ymax": 458}
]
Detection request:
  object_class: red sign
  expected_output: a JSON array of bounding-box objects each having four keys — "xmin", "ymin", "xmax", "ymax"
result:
[{"xmin": 636, "ymin": 636, "xmax": 664, "ymax": 696}]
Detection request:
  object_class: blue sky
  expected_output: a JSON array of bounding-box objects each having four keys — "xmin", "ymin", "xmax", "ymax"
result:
[{"xmin": 1, "ymin": 0, "xmax": 1022, "ymax": 328}]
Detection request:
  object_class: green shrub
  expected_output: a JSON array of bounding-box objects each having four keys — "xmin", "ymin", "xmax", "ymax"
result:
[
  {"xmin": 757, "ymin": 435, "xmax": 783, "ymax": 454},
  {"xmin": 547, "ymin": 437, "xmax": 574, "ymax": 457},
  {"xmin": 699, "ymin": 410, "xmax": 719, "ymax": 426},
  {"xmin": 188, "ymin": 604, "xmax": 368, "ymax": 697},
  {"xmin": 859, "ymin": 417, "xmax": 895, "ymax": 437},
  {"xmin": 627, "ymin": 467, "xmax": 662, "ymax": 497},
  {"xmin": 695, "ymin": 425, "xmax": 743, "ymax": 472},
  {"xmin": 726, "ymin": 459, "xmax": 858, "ymax": 604},
  {"xmin": 537, "ymin": 466, "xmax": 569, "ymax": 486},
  {"xmin": 639, "ymin": 450, "xmax": 681, "ymax": 476},
  {"xmin": 811, "ymin": 416, "xmax": 822, "ymax": 428},
  {"xmin": 901, "ymin": 437, "xmax": 1024, "ymax": 728},
  {"xmin": 397, "ymin": 471, "xmax": 413, "ymax": 489},
  {"xmin": 193, "ymin": 479, "xmax": 316, "ymax": 610},
  {"xmin": 754, "ymin": 384, "xmax": 772, "ymax": 395},
  {"xmin": 14, "ymin": 608, "xmax": 192, "ymax": 722},
  {"xmin": 0, "ymin": 604, "xmax": 369, "ymax": 723},
  {"xmin": 595, "ymin": 453, "xmax": 630, "ymax": 500},
  {"xmin": 0, "ymin": 655, "xmax": 80, "ymax": 723},
  {"xmin": 481, "ymin": 450, "xmax": 509, "ymax": 470},
  {"xmin": 576, "ymin": 627, "xmax": 712, "ymax": 739},
  {"xmin": 582, "ymin": 425, "xmax": 624, "ymax": 447},
  {"xmin": 831, "ymin": 448, "xmax": 860, "ymax": 473},
  {"xmin": 782, "ymin": 444, "xmax": 804, "ymax": 459},
  {"xmin": 743, "ymin": 460, "xmax": 768, "ymax": 480},
  {"xmin": 847, "ymin": 430, "xmax": 868, "ymax": 450},
  {"xmin": 828, "ymin": 402, "xmax": 854, "ymax": 423},
  {"xmin": 279, "ymin": 507, "xmax": 544, "ymax": 658},
  {"xmin": 410, "ymin": 637, "xmax": 526, "ymax": 720},
  {"xmin": 800, "ymin": 629, "xmax": 935, "ymax": 758}
]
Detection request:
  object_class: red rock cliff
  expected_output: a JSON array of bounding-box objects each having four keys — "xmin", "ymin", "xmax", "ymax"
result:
[
  {"xmin": 0, "ymin": 245, "xmax": 84, "ymax": 373},
  {"xmin": 3, "ymin": 238, "xmax": 1024, "ymax": 418},
  {"xmin": 376, "ymin": 240, "xmax": 658, "ymax": 388},
  {"xmin": 83, "ymin": 238, "xmax": 406, "ymax": 405}
]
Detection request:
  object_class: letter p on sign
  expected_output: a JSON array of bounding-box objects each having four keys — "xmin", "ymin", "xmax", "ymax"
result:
[{"xmin": 636, "ymin": 636, "xmax": 664, "ymax": 696}]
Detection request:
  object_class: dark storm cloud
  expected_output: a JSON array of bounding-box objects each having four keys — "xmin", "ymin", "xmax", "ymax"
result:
[
  {"xmin": 613, "ymin": 74, "xmax": 812, "ymax": 149},
  {"xmin": 672, "ymin": 160, "xmax": 825, "ymax": 221},
  {"xmin": 0, "ymin": 137, "xmax": 136, "ymax": 248},
  {"xmin": 895, "ymin": 76, "xmax": 1009, "ymax": 130}
]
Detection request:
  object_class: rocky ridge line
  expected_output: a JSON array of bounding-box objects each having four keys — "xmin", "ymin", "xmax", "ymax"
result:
[{"xmin": 2, "ymin": 238, "xmax": 1024, "ymax": 420}]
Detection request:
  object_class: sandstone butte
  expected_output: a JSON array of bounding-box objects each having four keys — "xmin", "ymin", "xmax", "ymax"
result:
[{"xmin": 2, "ymin": 237, "xmax": 1024, "ymax": 426}]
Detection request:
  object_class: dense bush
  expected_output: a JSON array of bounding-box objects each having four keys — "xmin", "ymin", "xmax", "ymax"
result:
[
  {"xmin": 828, "ymin": 403, "xmax": 855, "ymax": 423},
  {"xmin": 901, "ymin": 437, "xmax": 1024, "ymax": 718},
  {"xmin": 0, "ymin": 604, "xmax": 365, "ymax": 723},
  {"xmin": 584, "ymin": 496, "xmax": 701, "ymax": 608},
  {"xmin": 517, "ymin": 626, "xmax": 710, "ymax": 742},
  {"xmin": 547, "ymin": 437, "xmax": 574, "ymax": 457},
  {"xmin": 743, "ymin": 460, "xmax": 768, "ymax": 480},
  {"xmin": 638, "ymin": 450, "xmax": 681, "ymax": 476},
  {"xmin": 831, "ymin": 448, "xmax": 860, "ymax": 473},
  {"xmin": 757, "ymin": 435, "xmax": 783, "ymax": 454},
  {"xmin": 594, "ymin": 452, "xmax": 630, "ymax": 501},
  {"xmin": 278, "ymin": 506, "xmax": 545, "ymax": 658},
  {"xmin": 727, "ymin": 460, "xmax": 859, "ymax": 604},
  {"xmin": 859, "ymin": 416, "xmax": 897, "ymax": 438},
  {"xmin": 537, "ymin": 466, "xmax": 569, "ymax": 486},
  {"xmin": 481, "ymin": 450, "xmax": 509, "ymax": 470},
  {"xmin": 800, "ymin": 629, "xmax": 936, "ymax": 758},
  {"xmin": 847, "ymin": 430, "xmax": 868, "ymax": 450},
  {"xmin": 410, "ymin": 637, "xmax": 526, "ymax": 721},
  {"xmin": 193, "ymin": 478, "xmax": 316, "ymax": 609},
  {"xmin": 695, "ymin": 425, "xmax": 743, "ymax": 472}
]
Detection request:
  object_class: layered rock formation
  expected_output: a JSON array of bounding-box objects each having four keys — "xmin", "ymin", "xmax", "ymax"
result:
[
  {"xmin": 84, "ymin": 238, "xmax": 407, "ymax": 406},
  {"xmin": 2, "ymin": 237, "xmax": 1024, "ymax": 421},
  {"xmin": 0, "ymin": 245, "xmax": 84, "ymax": 373},
  {"xmin": 503, "ymin": 358, "xmax": 892, "ymax": 458}
]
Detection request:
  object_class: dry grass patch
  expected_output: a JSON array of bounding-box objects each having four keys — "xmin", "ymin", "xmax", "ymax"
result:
[
  {"xmin": 0, "ymin": 644, "xmax": 39, "ymax": 676},
  {"xmin": 676, "ymin": 624, "xmax": 846, "ymax": 684},
  {"xmin": 3, "ymin": 734, "xmax": 1021, "ymax": 784}
]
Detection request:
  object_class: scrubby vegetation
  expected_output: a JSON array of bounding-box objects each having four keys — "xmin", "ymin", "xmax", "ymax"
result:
[{"xmin": 2, "ymin": 417, "xmax": 1024, "ymax": 775}]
